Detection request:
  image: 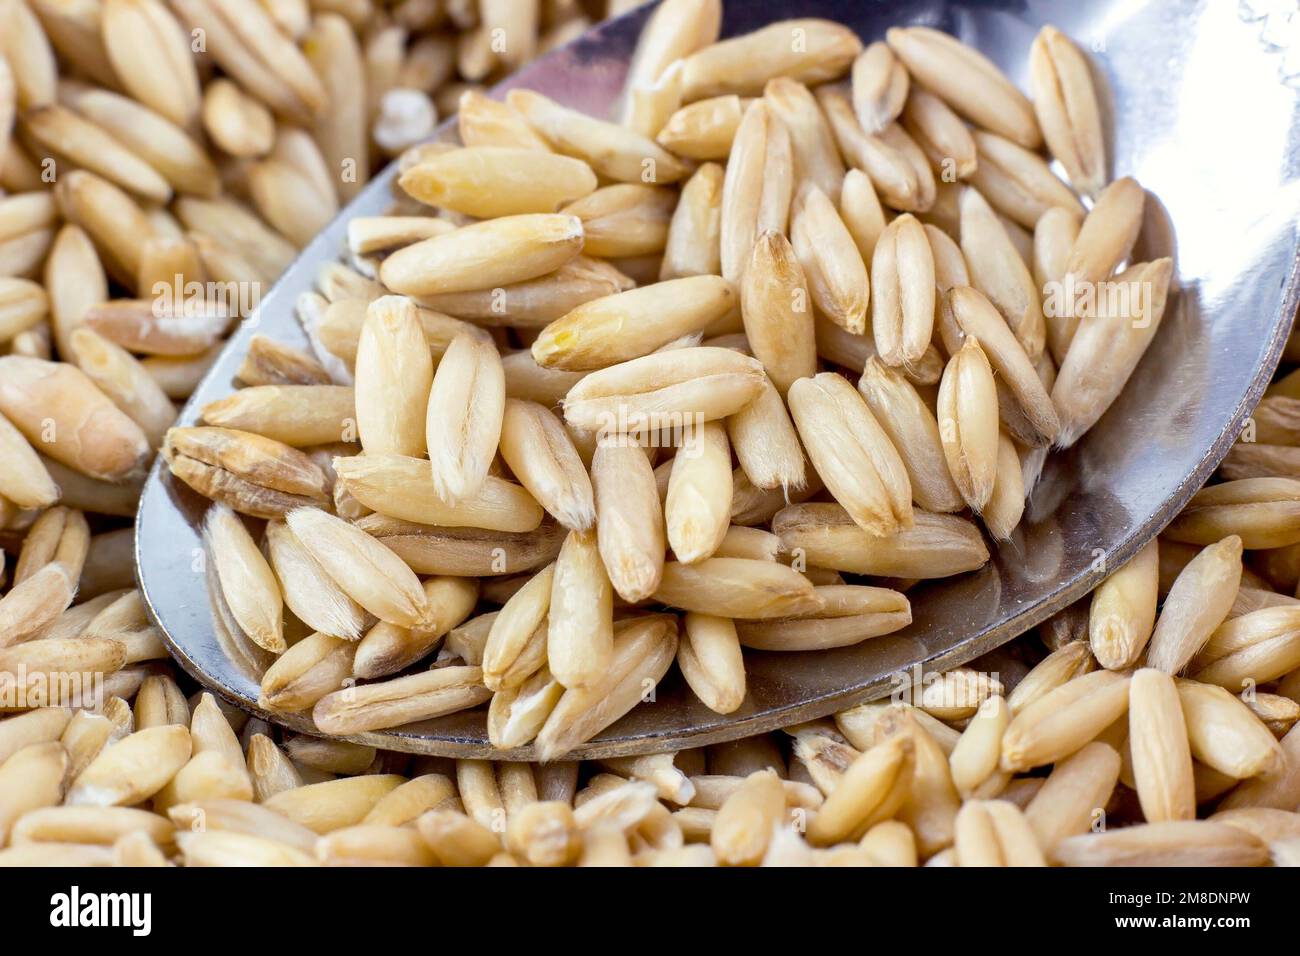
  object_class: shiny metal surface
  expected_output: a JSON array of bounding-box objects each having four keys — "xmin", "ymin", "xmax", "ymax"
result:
[{"xmin": 137, "ymin": 0, "xmax": 1300, "ymax": 758}]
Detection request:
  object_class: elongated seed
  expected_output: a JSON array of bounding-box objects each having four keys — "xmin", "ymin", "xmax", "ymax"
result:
[
  {"xmin": 865, "ymin": 708, "xmax": 958, "ymax": 857},
  {"xmin": 937, "ymin": 338, "xmax": 1000, "ymax": 512},
  {"xmin": 549, "ymin": 529, "xmax": 613, "ymax": 689},
  {"xmin": 0, "ymin": 276, "xmax": 47, "ymax": 343},
  {"xmin": 968, "ymin": 130, "xmax": 1083, "ymax": 231},
  {"xmin": 0, "ymin": 561, "xmax": 75, "ymax": 648},
  {"xmin": 764, "ymin": 78, "xmax": 845, "ymax": 201},
  {"xmin": 354, "ymin": 295, "xmax": 433, "ymax": 458},
  {"xmin": 748, "ymin": 115, "xmax": 792, "ymax": 251},
  {"xmin": 358, "ymin": 574, "xmax": 480, "ymax": 681},
  {"xmin": 1029, "ymin": 26, "xmax": 1106, "ymax": 198},
  {"xmin": 424, "ymin": 331, "xmax": 506, "ymax": 503},
  {"xmin": 199, "ymin": 385, "xmax": 352, "ymax": 450},
  {"xmin": 0, "ymin": 742, "xmax": 68, "ymax": 844},
  {"xmin": 82, "ymin": 297, "xmax": 230, "ymax": 358},
  {"xmin": 55, "ymin": 170, "xmax": 159, "ymax": 290},
  {"xmin": 499, "ymin": 400, "xmax": 594, "ymax": 533},
  {"xmin": 334, "ymin": 454, "xmax": 542, "ymax": 534},
  {"xmin": 1090, "ymin": 538, "xmax": 1159, "ymax": 670},
  {"xmin": 839, "ymin": 169, "xmax": 887, "ymax": 265},
  {"xmin": 40, "ymin": 222, "xmax": 102, "ymax": 362},
  {"xmin": 1064, "ymin": 176, "xmax": 1144, "ymax": 294},
  {"xmin": 488, "ymin": 666, "xmax": 564, "ymax": 750},
  {"xmin": 563, "ymin": 347, "xmax": 766, "ymax": 434},
  {"xmin": 1128, "ymin": 669, "xmax": 1196, "ymax": 822},
  {"xmin": 1146, "ymin": 536, "xmax": 1243, "ymax": 674},
  {"xmin": 789, "ymin": 372, "xmax": 913, "ymax": 537},
  {"xmin": 484, "ymin": 565, "xmax": 554, "ymax": 691},
  {"xmin": 740, "ymin": 231, "xmax": 815, "ymax": 395},
  {"xmin": 285, "ymin": 506, "xmax": 429, "ymax": 628},
  {"xmin": 726, "ymin": 373, "xmax": 807, "ymax": 494},
  {"xmin": 533, "ymin": 276, "xmax": 736, "ymax": 372},
  {"xmin": 620, "ymin": 0, "xmax": 722, "ymax": 125},
  {"xmin": 0, "ymin": 356, "xmax": 150, "ymax": 482},
  {"xmin": 561, "ymin": 184, "xmax": 675, "ymax": 260},
  {"xmin": 677, "ymin": 613, "xmax": 746, "ymax": 714},
  {"xmin": 263, "ymin": 775, "xmax": 405, "ymax": 835},
  {"xmin": 1053, "ymin": 820, "xmax": 1268, "ymax": 867},
  {"xmin": 792, "ymin": 187, "xmax": 869, "ymax": 336},
  {"xmin": 1001, "ymin": 671, "xmax": 1131, "ymax": 772},
  {"xmin": 657, "ymin": 95, "xmax": 743, "ymax": 160},
  {"xmin": 818, "ymin": 86, "xmax": 921, "ymax": 212},
  {"xmin": 982, "ymin": 431, "xmax": 1024, "ymax": 538},
  {"xmin": 710, "ymin": 769, "xmax": 785, "ymax": 865},
  {"xmin": 507, "ymin": 88, "xmax": 688, "ymax": 186},
  {"xmin": 880, "ymin": 123, "xmax": 937, "ymax": 212},
  {"xmin": 719, "ymin": 99, "xmax": 768, "ymax": 284},
  {"xmin": 162, "ymin": 426, "xmax": 330, "ymax": 519},
  {"xmin": 679, "ymin": 19, "xmax": 862, "ymax": 101},
  {"xmin": 0, "ymin": 635, "xmax": 126, "ymax": 706},
  {"xmin": 381, "ymin": 214, "xmax": 584, "ymax": 298},
  {"xmin": 945, "ymin": 286, "xmax": 1059, "ymax": 447},
  {"xmin": 774, "ymin": 503, "xmax": 988, "ymax": 578},
  {"xmin": 1166, "ymin": 478, "xmax": 1300, "ymax": 550},
  {"xmin": 885, "ymin": 26, "xmax": 1039, "ymax": 148},
  {"xmin": 735, "ymin": 585, "xmax": 910, "ymax": 651},
  {"xmin": 419, "ymin": 257, "xmax": 635, "ymax": 330},
  {"xmin": 954, "ymin": 799, "xmax": 1043, "ymax": 866},
  {"xmin": 960, "ymin": 187, "xmax": 1045, "ymax": 361},
  {"xmin": 1021, "ymin": 741, "xmax": 1121, "ymax": 852},
  {"xmin": 416, "ymin": 808, "xmax": 500, "ymax": 867},
  {"xmin": 666, "ymin": 422, "xmax": 732, "ymax": 563},
  {"xmin": 0, "ymin": 410, "xmax": 58, "ymax": 509},
  {"xmin": 172, "ymin": 0, "xmax": 325, "ymax": 125},
  {"xmin": 660, "ymin": 162, "xmax": 724, "ymax": 281},
  {"xmin": 313, "ymin": 666, "xmax": 491, "ymax": 735},
  {"xmin": 949, "ymin": 697, "xmax": 1011, "ymax": 799},
  {"xmin": 21, "ymin": 103, "xmax": 171, "ymax": 203},
  {"xmin": 400, "ymin": 147, "xmax": 598, "ymax": 218},
  {"xmin": 654, "ymin": 558, "xmax": 822, "ymax": 619},
  {"xmin": 871, "ymin": 214, "xmax": 934, "ymax": 368},
  {"xmin": 1034, "ymin": 207, "xmax": 1084, "ymax": 364},
  {"xmin": 259, "ymin": 632, "xmax": 355, "ymax": 713},
  {"xmin": 1177, "ymin": 679, "xmax": 1283, "ymax": 779},
  {"xmin": 1192, "ymin": 630, "xmax": 1300, "ymax": 691},
  {"xmin": 1051, "ymin": 258, "xmax": 1174, "ymax": 447},
  {"xmin": 536, "ymin": 615, "xmax": 678, "ymax": 761},
  {"xmin": 67, "ymin": 725, "xmax": 191, "ymax": 807},
  {"xmin": 1006, "ymin": 641, "xmax": 1095, "ymax": 716},
  {"xmin": 591, "ymin": 442, "xmax": 665, "ymax": 603},
  {"xmin": 203, "ymin": 504, "xmax": 283, "ymax": 654},
  {"xmin": 101, "ymin": 0, "xmax": 201, "ymax": 127},
  {"xmin": 807, "ymin": 735, "xmax": 914, "ymax": 846},
  {"xmin": 263, "ymin": 520, "xmax": 366, "ymax": 641},
  {"xmin": 859, "ymin": 358, "xmax": 962, "ymax": 513},
  {"xmin": 852, "ymin": 41, "xmax": 908, "ymax": 135},
  {"xmin": 901, "ymin": 87, "xmax": 977, "ymax": 180}
]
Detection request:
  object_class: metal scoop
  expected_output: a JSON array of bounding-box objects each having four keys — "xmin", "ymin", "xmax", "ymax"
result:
[{"xmin": 136, "ymin": 0, "xmax": 1300, "ymax": 758}]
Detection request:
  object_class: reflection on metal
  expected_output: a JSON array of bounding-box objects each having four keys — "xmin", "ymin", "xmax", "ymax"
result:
[{"xmin": 138, "ymin": 0, "xmax": 1300, "ymax": 757}]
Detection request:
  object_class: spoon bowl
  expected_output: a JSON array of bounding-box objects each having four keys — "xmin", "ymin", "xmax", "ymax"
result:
[{"xmin": 137, "ymin": 0, "xmax": 1300, "ymax": 758}]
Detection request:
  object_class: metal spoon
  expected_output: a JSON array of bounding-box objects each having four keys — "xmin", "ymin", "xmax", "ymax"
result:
[{"xmin": 137, "ymin": 0, "xmax": 1300, "ymax": 758}]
